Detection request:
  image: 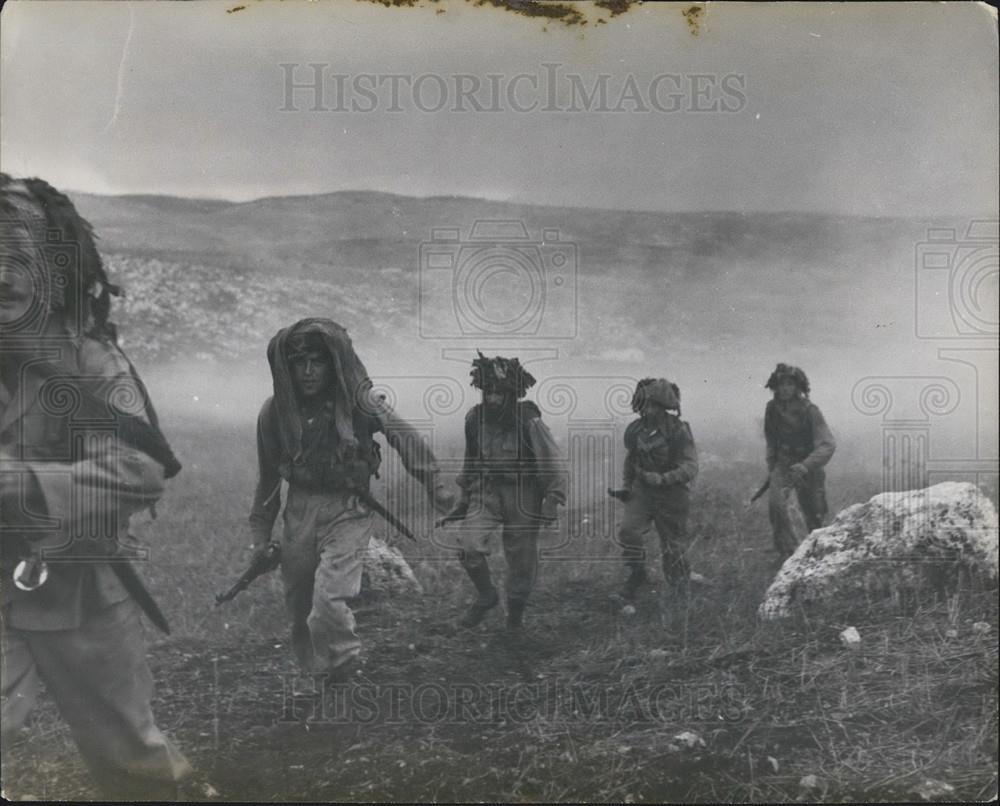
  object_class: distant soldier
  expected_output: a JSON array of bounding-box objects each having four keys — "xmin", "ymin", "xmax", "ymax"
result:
[
  {"xmin": 0, "ymin": 175, "xmax": 191, "ymax": 798},
  {"xmin": 763, "ymin": 363, "xmax": 836, "ymax": 557},
  {"xmin": 614, "ymin": 378, "xmax": 699, "ymax": 602},
  {"xmin": 440, "ymin": 354, "xmax": 566, "ymax": 631},
  {"xmin": 248, "ymin": 318, "xmax": 454, "ymax": 681}
]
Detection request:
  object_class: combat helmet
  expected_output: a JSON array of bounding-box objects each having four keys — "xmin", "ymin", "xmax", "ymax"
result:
[
  {"xmin": 765, "ymin": 363, "xmax": 810, "ymax": 396},
  {"xmin": 631, "ymin": 377, "xmax": 681, "ymax": 415},
  {"xmin": 470, "ymin": 352, "xmax": 536, "ymax": 399}
]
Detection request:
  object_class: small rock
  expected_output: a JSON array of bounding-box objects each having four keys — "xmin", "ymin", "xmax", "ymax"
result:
[
  {"xmin": 911, "ymin": 778, "xmax": 956, "ymax": 801},
  {"xmin": 971, "ymin": 621, "xmax": 991, "ymax": 636},
  {"xmin": 672, "ymin": 730, "xmax": 705, "ymax": 749},
  {"xmin": 689, "ymin": 571, "xmax": 712, "ymax": 586},
  {"xmin": 799, "ymin": 774, "xmax": 822, "ymax": 790},
  {"xmin": 766, "ymin": 755, "xmax": 779, "ymax": 773},
  {"xmin": 839, "ymin": 626, "xmax": 862, "ymax": 647},
  {"xmin": 202, "ymin": 783, "xmax": 221, "ymax": 798},
  {"xmin": 649, "ymin": 649, "xmax": 669, "ymax": 661},
  {"xmin": 945, "ymin": 628, "xmax": 959, "ymax": 639},
  {"xmin": 622, "ymin": 604, "xmax": 637, "ymax": 617}
]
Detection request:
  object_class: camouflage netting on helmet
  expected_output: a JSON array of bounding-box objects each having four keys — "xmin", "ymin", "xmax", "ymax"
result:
[
  {"xmin": 765, "ymin": 363, "xmax": 810, "ymax": 396},
  {"xmin": 0, "ymin": 173, "xmax": 120, "ymax": 341},
  {"xmin": 631, "ymin": 377, "xmax": 681, "ymax": 414},
  {"xmin": 470, "ymin": 352, "xmax": 536, "ymax": 399}
]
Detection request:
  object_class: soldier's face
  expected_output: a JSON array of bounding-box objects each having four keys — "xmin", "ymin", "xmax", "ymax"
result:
[
  {"xmin": 0, "ymin": 225, "xmax": 39, "ymax": 328},
  {"xmin": 776, "ymin": 379, "xmax": 797, "ymax": 402},
  {"xmin": 483, "ymin": 388, "xmax": 510, "ymax": 416},
  {"xmin": 290, "ymin": 349, "xmax": 333, "ymax": 400},
  {"xmin": 641, "ymin": 401, "xmax": 666, "ymax": 422}
]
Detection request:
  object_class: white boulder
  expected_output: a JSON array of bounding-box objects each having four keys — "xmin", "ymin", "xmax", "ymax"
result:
[
  {"xmin": 360, "ymin": 537, "xmax": 423, "ymax": 596},
  {"xmin": 759, "ymin": 482, "xmax": 998, "ymax": 619}
]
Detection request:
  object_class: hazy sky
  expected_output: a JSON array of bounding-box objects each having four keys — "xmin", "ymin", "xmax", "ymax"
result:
[{"xmin": 1, "ymin": 1, "xmax": 997, "ymax": 215}]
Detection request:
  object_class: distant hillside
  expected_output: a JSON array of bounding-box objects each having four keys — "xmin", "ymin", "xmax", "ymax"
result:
[
  {"xmin": 74, "ymin": 190, "xmax": 933, "ymax": 283},
  {"xmin": 71, "ymin": 190, "xmax": 972, "ymax": 420}
]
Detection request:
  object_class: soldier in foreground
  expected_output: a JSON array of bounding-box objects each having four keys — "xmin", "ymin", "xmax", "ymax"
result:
[
  {"xmin": 613, "ymin": 378, "xmax": 699, "ymax": 602},
  {"xmin": 763, "ymin": 363, "xmax": 836, "ymax": 557},
  {"xmin": 439, "ymin": 353, "xmax": 566, "ymax": 631},
  {"xmin": 248, "ymin": 318, "xmax": 454, "ymax": 681},
  {"xmin": 0, "ymin": 175, "xmax": 191, "ymax": 799}
]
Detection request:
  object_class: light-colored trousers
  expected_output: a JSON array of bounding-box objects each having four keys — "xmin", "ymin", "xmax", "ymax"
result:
[
  {"xmin": 279, "ymin": 486, "xmax": 375, "ymax": 674},
  {"xmin": 768, "ymin": 463, "xmax": 827, "ymax": 557},
  {"xmin": 448, "ymin": 480, "xmax": 543, "ymax": 604},
  {"xmin": 617, "ymin": 482, "xmax": 692, "ymax": 584},
  {"xmin": 1, "ymin": 598, "xmax": 191, "ymax": 800}
]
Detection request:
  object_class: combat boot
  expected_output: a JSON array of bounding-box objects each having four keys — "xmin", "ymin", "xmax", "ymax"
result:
[
  {"xmin": 460, "ymin": 589, "xmax": 499, "ymax": 628},
  {"xmin": 325, "ymin": 655, "xmax": 363, "ymax": 687},
  {"xmin": 459, "ymin": 560, "xmax": 499, "ymax": 628},
  {"xmin": 618, "ymin": 565, "xmax": 648, "ymax": 601},
  {"xmin": 506, "ymin": 598, "xmax": 527, "ymax": 631}
]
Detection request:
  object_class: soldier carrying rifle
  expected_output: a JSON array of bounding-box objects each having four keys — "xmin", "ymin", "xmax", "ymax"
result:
[
  {"xmin": 613, "ymin": 378, "xmax": 699, "ymax": 603},
  {"xmin": 0, "ymin": 175, "xmax": 191, "ymax": 799},
  {"xmin": 763, "ymin": 363, "xmax": 835, "ymax": 558},
  {"xmin": 439, "ymin": 353, "xmax": 566, "ymax": 632},
  {"xmin": 247, "ymin": 318, "xmax": 455, "ymax": 682}
]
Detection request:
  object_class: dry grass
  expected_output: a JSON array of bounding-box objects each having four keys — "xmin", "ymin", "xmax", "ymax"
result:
[{"xmin": 2, "ymin": 418, "xmax": 997, "ymax": 802}]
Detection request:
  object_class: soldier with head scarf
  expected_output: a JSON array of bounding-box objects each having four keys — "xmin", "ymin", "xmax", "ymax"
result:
[
  {"xmin": 440, "ymin": 353, "xmax": 566, "ymax": 631},
  {"xmin": 249, "ymin": 318, "xmax": 455, "ymax": 680},
  {"xmin": 0, "ymin": 175, "xmax": 191, "ymax": 799},
  {"xmin": 614, "ymin": 378, "xmax": 699, "ymax": 602},
  {"xmin": 763, "ymin": 363, "xmax": 836, "ymax": 557}
]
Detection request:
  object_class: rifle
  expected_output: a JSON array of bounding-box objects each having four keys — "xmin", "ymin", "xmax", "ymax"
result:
[
  {"xmin": 749, "ymin": 477, "xmax": 770, "ymax": 505},
  {"xmin": 743, "ymin": 475, "xmax": 771, "ymax": 515},
  {"xmin": 215, "ymin": 542, "xmax": 281, "ymax": 606},
  {"xmin": 358, "ymin": 490, "xmax": 418, "ymax": 543}
]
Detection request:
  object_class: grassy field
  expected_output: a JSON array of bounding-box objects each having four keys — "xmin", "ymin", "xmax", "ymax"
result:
[{"xmin": 2, "ymin": 417, "xmax": 997, "ymax": 802}]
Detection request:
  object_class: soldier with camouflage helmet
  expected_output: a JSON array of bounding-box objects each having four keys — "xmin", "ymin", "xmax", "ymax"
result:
[
  {"xmin": 438, "ymin": 353, "xmax": 567, "ymax": 631},
  {"xmin": 763, "ymin": 363, "xmax": 836, "ymax": 557},
  {"xmin": 613, "ymin": 378, "xmax": 699, "ymax": 602},
  {"xmin": 0, "ymin": 175, "xmax": 191, "ymax": 798}
]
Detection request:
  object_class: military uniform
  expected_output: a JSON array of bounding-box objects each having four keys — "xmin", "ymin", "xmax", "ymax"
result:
[
  {"xmin": 618, "ymin": 404, "xmax": 699, "ymax": 593},
  {"xmin": 764, "ymin": 395, "xmax": 835, "ymax": 556},
  {"xmin": 445, "ymin": 355, "xmax": 566, "ymax": 630},
  {"xmin": 249, "ymin": 319, "xmax": 451, "ymax": 676},
  {"xmin": 1, "ymin": 176, "xmax": 190, "ymax": 799}
]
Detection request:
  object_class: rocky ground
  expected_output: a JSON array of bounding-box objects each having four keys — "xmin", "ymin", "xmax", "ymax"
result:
[{"xmin": 2, "ymin": 421, "xmax": 997, "ymax": 803}]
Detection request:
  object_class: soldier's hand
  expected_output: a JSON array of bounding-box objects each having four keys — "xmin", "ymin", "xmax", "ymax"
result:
[
  {"xmin": 540, "ymin": 495, "xmax": 560, "ymax": 526},
  {"xmin": 639, "ymin": 470, "xmax": 664, "ymax": 487},
  {"xmin": 430, "ymin": 484, "xmax": 457, "ymax": 516},
  {"xmin": 789, "ymin": 463, "xmax": 808, "ymax": 485},
  {"xmin": 435, "ymin": 499, "xmax": 469, "ymax": 528},
  {"xmin": 251, "ymin": 541, "xmax": 281, "ymax": 569}
]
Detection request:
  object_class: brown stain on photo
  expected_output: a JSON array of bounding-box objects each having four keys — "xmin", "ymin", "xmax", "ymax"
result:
[
  {"xmin": 682, "ymin": 4, "xmax": 703, "ymax": 36},
  {"xmin": 357, "ymin": 0, "xmax": 642, "ymax": 27},
  {"xmin": 221, "ymin": 0, "xmax": 646, "ymax": 27}
]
